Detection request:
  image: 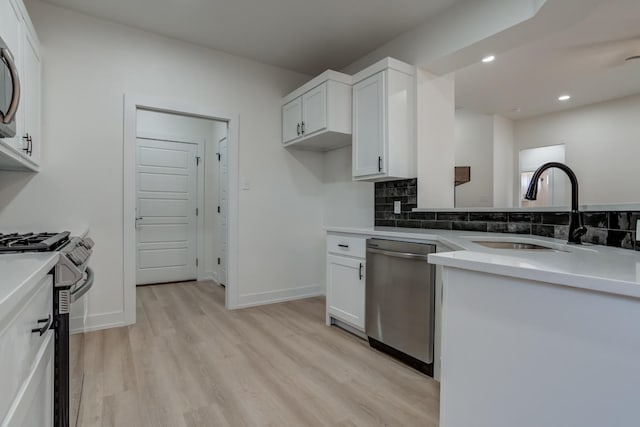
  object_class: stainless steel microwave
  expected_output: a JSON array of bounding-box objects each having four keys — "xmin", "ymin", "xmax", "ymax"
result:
[{"xmin": 0, "ymin": 35, "xmax": 20, "ymax": 138}]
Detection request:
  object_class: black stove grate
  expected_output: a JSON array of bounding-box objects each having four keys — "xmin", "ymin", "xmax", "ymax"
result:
[{"xmin": 0, "ymin": 231, "xmax": 71, "ymax": 252}]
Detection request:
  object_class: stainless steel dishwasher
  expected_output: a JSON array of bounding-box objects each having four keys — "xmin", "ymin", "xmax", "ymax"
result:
[{"xmin": 365, "ymin": 238, "xmax": 436, "ymax": 376}]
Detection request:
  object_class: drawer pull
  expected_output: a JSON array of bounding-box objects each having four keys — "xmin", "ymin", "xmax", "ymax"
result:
[
  {"xmin": 359, "ymin": 263, "xmax": 363, "ymax": 280},
  {"xmin": 338, "ymin": 244, "xmax": 349, "ymax": 249},
  {"xmin": 31, "ymin": 315, "xmax": 52, "ymax": 336}
]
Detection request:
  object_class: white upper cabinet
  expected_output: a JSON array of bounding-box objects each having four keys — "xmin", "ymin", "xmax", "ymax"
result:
[
  {"xmin": 0, "ymin": 0, "xmax": 41, "ymax": 172},
  {"xmin": 282, "ymin": 97, "xmax": 302, "ymax": 143},
  {"xmin": 21, "ymin": 21, "xmax": 41, "ymax": 165},
  {"xmin": 352, "ymin": 58, "xmax": 416, "ymax": 182},
  {"xmin": 301, "ymin": 83, "xmax": 327, "ymax": 136},
  {"xmin": 353, "ymin": 71, "xmax": 385, "ymax": 177},
  {"xmin": 282, "ymin": 70, "xmax": 352, "ymax": 151}
]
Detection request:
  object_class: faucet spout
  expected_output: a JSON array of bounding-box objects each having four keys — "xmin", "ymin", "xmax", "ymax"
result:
[{"xmin": 524, "ymin": 162, "xmax": 587, "ymax": 244}]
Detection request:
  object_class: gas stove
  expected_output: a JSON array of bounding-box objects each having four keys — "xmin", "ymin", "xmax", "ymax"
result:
[{"xmin": 0, "ymin": 231, "xmax": 71, "ymax": 252}]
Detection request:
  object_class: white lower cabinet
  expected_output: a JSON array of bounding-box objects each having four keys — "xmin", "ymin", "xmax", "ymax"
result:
[
  {"xmin": 326, "ymin": 233, "xmax": 367, "ymax": 332},
  {"xmin": 327, "ymin": 255, "xmax": 365, "ymax": 330},
  {"xmin": 0, "ymin": 274, "xmax": 54, "ymax": 426},
  {"xmin": 3, "ymin": 333, "xmax": 54, "ymax": 427}
]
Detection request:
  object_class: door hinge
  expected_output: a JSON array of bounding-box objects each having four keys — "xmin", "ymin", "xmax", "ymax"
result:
[
  {"xmin": 216, "ymin": 152, "xmax": 221, "ymax": 162},
  {"xmin": 196, "ymin": 258, "xmax": 199, "ymax": 267},
  {"xmin": 195, "ymin": 208, "xmax": 199, "ymax": 216},
  {"xmin": 217, "ymin": 257, "xmax": 221, "ymax": 265},
  {"xmin": 217, "ymin": 206, "xmax": 220, "ymax": 213},
  {"xmin": 196, "ymin": 156, "xmax": 201, "ymax": 165}
]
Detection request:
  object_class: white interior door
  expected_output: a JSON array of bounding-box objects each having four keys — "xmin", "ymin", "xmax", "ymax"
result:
[
  {"xmin": 136, "ymin": 138, "xmax": 198, "ymax": 285},
  {"xmin": 217, "ymin": 136, "xmax": 228, "ymax": 286}
]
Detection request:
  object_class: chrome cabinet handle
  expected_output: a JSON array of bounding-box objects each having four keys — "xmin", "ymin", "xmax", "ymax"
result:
[
  {"xmin": 0, "ymin": 48, "xmax": 20, "ymax": 124},
  {"xmin": 297, "ymin": 123, "xmax": 301, "ymax": 136},
  {"xmin": 378, "ymin": 156, "xmax": 382, "ymax": 172},
  {"xmin": 32, "ymin": 315, "xmax": 52, "ymax": 336},
  {"xmin": 337, "ymin": 244, "xmax": 349, "ymax": 248},
  {"xmin": 359, "ymin": 263, "xmax": 363, "ymax": 280},
  {"xmin": 301, "ymin": 121, "xmax": 305, "ymax": 134}
]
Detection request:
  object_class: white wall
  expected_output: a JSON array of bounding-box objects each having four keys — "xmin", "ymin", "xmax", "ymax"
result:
[
  {"xmin": 514, "ymin": 94, "xmax": 640, "ymax": 205},
  {"xmin": 493, "ymin": 115, "xmax": 514, "ymax": 208},
  {"xmin": 454, "ymin": 109, "xmax": 494, "ymax": 207},
  {"xmin": 0, "ymin": 0, "xmax": 325, "ymax": 329},
  {"xmin": 322, "ymin": 146, "xmax": 373, "ymax": 228}
]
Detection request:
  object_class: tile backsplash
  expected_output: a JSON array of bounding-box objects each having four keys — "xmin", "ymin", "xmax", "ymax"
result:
[{"xmin": 375, "ymin": 179, "xmax": 639, "ymax": 251}]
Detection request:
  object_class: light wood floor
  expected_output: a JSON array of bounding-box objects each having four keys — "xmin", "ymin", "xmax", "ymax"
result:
[{"xmin": 78, "ymin": 281, "xmax": 440, "ymax": 427}]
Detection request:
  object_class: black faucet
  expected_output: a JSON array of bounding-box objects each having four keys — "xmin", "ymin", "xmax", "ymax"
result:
[{"xmin": 524, "ymin": 162, "xmax": 587, "ymax": 244}]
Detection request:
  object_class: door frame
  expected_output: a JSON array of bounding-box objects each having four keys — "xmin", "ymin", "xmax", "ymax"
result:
[
  {"xmin": 123, "ymin": 94, "xmax": 240, "ymax": 325},
  {"xmin": 135, "ymin": 134, "xmax": 203, "ymax": 284}
]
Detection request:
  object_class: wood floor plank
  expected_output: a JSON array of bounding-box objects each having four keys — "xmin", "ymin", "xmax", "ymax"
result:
[{"xmin": 79, "ymin": 281, "xmax": 440, "ymax": 426}]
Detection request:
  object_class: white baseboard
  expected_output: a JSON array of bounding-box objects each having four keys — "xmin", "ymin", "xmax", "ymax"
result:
[
  {"xmin": 199, "ymin": 274, "xmax": 215, "ymax": 283},
  {"xmin": 70, "ymin": 310, "xmax": 127, "ymax": 334},
  {"xmin": 237, "ymin": 285, "xmax": 324, "ymax": 309}
]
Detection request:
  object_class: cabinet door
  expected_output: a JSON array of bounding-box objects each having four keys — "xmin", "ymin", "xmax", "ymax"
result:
[
  {"xmin": 22, "ymin": 26, "xmax": 40, "ymax": 163},
  {"xmin": 282, "ymin": 97, "xmax": 302, "ymax": 144},
  {"xmin": 327, "ymin": 255, "xmax": 365, "ymax": 330},
  {"xmin": 0, "ymin": 0, "xmax": 23, "ymax": 152},
  {"xmin": 352, "ymin": 71, "xmax": 386, "ymax": 178},
  {"xmin": 301, "ymin": 83, "xmax": 326, "ymax": 136},
  {"xmin": 2, "ymin": 333, "xmax": 54, "ymax": 427}
]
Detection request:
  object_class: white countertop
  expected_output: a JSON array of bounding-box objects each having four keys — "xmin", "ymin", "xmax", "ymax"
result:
[
  {"xmin": 0, "ymin": 252, "xmax": 59, "ymax": 328},
  {"xmin": 326, "ymin": 226, "xmax": 640, "ymax": 299},
  {"xmin": 412, "ymin": 203, "xmax": 640, "ymax": 212}
]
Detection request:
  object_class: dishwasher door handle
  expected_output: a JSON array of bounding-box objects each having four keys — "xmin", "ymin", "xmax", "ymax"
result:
[{"xmin": 366, "ymin": 248, "xmax": 430, "ymax": 261}]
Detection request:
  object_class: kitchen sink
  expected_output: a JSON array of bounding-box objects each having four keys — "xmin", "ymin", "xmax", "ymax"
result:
[{"xmin": 472, "ymin": 241, "xmax": 561, "ymax": 251}]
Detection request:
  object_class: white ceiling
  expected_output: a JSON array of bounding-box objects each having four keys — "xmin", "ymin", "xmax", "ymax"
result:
[
  {"xmin": 41, "ymin": 0, "xmax": 460, "ymax": 75},
  {"xmin": 455, "ymin": 0, "xmax": 640, "ymax": 119}
]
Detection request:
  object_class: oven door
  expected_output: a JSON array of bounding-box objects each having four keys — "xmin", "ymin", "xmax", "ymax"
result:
[
  {"xmin": 68, "ymin": 268, "xmax": 94, "ymax": 427},
  {"xmin": 0, "ymin": 35, "xmax": 20, "ymax": 138}
]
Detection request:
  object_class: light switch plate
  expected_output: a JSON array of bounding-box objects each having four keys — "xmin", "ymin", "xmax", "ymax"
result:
[
  {"xmin": 241, "ymin": 177, "xmax": 251, "ymax": 190},
  {"xmin": 394, "ymin": 201, "xmax": 401, "ymax": 214}
]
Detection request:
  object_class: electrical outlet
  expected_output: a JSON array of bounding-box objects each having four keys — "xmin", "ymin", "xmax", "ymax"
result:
[{"xmin": 394, "ymin": 200, "xmax": 401, "ymax": 214}]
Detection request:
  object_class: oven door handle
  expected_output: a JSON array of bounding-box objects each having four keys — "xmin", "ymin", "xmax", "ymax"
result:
[
  {"xmin": 0, "ymin": 47, "xmax": 21, "ymax": 124},
  {"xmin": 71, "ymin": 267, "xmax": 94, "ymax": 302}
]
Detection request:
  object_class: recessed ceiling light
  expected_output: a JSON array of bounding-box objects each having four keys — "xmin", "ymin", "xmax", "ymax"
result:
[
  {"xmin": 482, "ymin": 55, "xmax": 495, "ymax": 63},
  {"xmin": 558, "ymin": 95, "xmax": 571, "ymax": 101}
]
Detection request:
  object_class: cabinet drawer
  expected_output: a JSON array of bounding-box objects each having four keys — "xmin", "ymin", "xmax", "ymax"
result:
[
  {"xmin": 0, "ymin": 275, "xmax": 53, "ymax": 421},
  {"xmin": 327, "ymin": 234, "xmax": 366, "ymax": 258}
]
